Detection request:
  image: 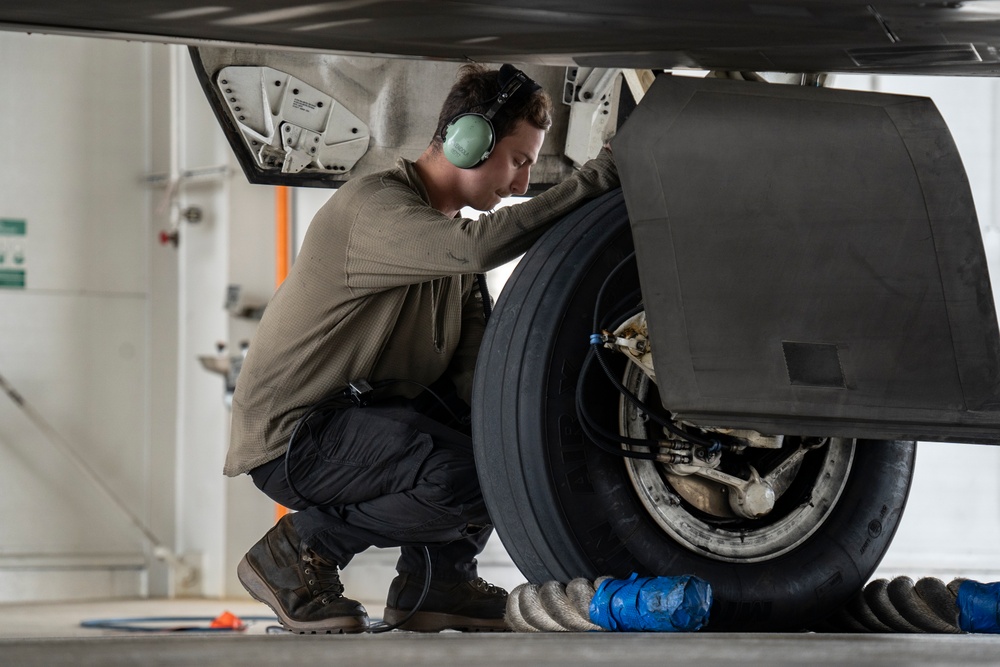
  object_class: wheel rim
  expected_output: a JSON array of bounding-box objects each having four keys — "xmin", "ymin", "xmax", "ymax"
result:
[{"xmin": 620, "ymin": 362, "xmax": 857, "ymax": 563}]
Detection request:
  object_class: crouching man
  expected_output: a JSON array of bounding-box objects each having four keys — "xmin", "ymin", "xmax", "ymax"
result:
[{"xmin": 226, "ymin": 63, "xmax": 619, "ymax": 633}]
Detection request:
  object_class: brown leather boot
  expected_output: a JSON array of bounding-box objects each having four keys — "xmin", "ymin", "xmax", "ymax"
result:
[
  {"xmin": 238, "ymin": 515, "xmax": 368, "ymax": 634},
  {"xmin": 383, "ymin": 573, "xmax": 509, "ymax": 632}
]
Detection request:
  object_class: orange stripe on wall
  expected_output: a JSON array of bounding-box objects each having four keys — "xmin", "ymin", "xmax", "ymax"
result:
[
  {"xmin": 275, "ymin": 185, "xmax": 290, "ymax": 288},
  {"xmin": 275, "ymin": 186, "xmax": 291, "ymax": 522}
]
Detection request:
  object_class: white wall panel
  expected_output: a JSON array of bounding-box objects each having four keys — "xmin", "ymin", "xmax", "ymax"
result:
[
  {"xmin": 223, "ymin": 175, "xmax": 280, "ymax": 599},
  {"xmin": 144, "ymin": 42, "xmax": 181, "ymax": 598},
  {"xmin": 0, "ymin": 36, "xmax": 147, "ymax": 294},
  {"xmin": 168, "ymin": 45, "xmax": 230, "ymax": 598},
  {"xmin": 0, "ymin": 33, "xmax": 155, "ymax": 601}
]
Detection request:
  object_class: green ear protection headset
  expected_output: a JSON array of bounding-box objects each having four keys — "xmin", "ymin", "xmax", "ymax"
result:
[{"xmin": 442, "ymin": 65, "xmax": 539, "ymax": 169}]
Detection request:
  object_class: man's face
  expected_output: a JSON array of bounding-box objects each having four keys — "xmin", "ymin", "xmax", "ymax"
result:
[{"xmin": 462, "ymin": 120, "xmax": 546, "ymax": 212}]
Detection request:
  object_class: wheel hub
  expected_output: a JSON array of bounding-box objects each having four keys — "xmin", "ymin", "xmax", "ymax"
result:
[{"xmin": 619, "ymin": 360, "xmax": 856, "ymax": 562}]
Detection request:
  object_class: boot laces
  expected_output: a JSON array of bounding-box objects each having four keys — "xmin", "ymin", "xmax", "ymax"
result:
[
  {"xmin": 470, "ymin": 577, "xmax": 507, "ymax": 598},
  {"xmin": 301, "ymin": 553, "xmax": 345, "ymax": 602}
]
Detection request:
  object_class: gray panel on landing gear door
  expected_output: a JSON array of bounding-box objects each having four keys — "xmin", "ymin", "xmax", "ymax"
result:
[{"xmin": 613, "ymin": 74, "xmax": 1000, "ymax": 443}]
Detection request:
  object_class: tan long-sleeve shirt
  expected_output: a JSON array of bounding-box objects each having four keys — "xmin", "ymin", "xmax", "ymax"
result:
[{"xmin": 225, "ymin": 149, "xmax": 619, "ymax": 476}]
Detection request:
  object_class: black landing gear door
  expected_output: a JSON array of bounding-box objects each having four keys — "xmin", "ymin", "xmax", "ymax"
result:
[{"xmin": 613, "ymin": 74, "xmax": 1000, "ymax": 444}]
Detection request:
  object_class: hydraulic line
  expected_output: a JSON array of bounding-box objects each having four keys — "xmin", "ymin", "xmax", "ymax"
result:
[
  {"xmin": 600, "ymin": 298, "xmax": 643, "ymax": 332},
  {"xmin": 575, "ymin": 348, "xmax": 685, "ymax": 461},
  {"xmin": 591, "ymin": 251, "xmax": 638, "ymax": 332},
  {"xmin": 589, "ymin": 340, "xmax": 715, "ymax": 448},
  {"xmin": 576, "ymin": 249, "xmax": 717, "ymax": 459}
]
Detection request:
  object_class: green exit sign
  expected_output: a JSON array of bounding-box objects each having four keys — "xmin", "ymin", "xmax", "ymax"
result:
[
  {"xmin": 0, "ymin": 219, "xmax": 26, "ymax": 236},
  {"xmin": 0, "ymin": 269, "xmax": 25, "ymax": 288}
]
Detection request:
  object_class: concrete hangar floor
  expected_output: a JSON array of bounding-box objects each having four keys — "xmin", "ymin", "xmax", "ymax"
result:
[{"xmin": 0, "ymin": 598, "xmax": 999, "ymax": 666}]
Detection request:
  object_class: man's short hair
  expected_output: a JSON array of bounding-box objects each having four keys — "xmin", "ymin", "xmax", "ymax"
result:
[{"xmin": 433, "ymin": 64, "xmax": 553, "ymax": 150}]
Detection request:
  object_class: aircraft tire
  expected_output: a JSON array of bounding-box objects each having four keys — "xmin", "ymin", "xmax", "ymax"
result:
[{"xmin": 471, "ymin": 188, "xmax": 917, "ymax": 631}]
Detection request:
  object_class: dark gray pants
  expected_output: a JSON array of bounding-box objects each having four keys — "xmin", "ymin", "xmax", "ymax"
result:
[{"xmin": 249, "ymin": 398, "xmax": 492, "ymax": 581}]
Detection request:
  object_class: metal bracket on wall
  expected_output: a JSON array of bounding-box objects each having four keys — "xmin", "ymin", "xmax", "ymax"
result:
[{"xmin": 143, "ymin": 165, "xmax": 230, "ymax": 248}]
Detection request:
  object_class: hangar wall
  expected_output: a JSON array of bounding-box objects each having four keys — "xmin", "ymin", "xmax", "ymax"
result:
[
  {"xmin": 0, "ymin": 33, "xmax": 157, "ymax": 600},
  {"xmin": 0, "ymin": 33, "xmax": 274, "ymax": 602},
  {"xmin": 0, "ymin": 29, "xmax": 999, "ymax": 606}
]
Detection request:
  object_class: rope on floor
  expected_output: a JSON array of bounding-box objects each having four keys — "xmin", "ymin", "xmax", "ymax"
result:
[
  {"xmin": 506, "ymin": 577, "xmax": 609, "ymax": 632},
  {"xmin": 507, "ymin": 575, "xmax": 971, "ymax": 633},
  {"xmin": 816, "ymin": 576, "xmax": 964, "ymax": 633}
]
